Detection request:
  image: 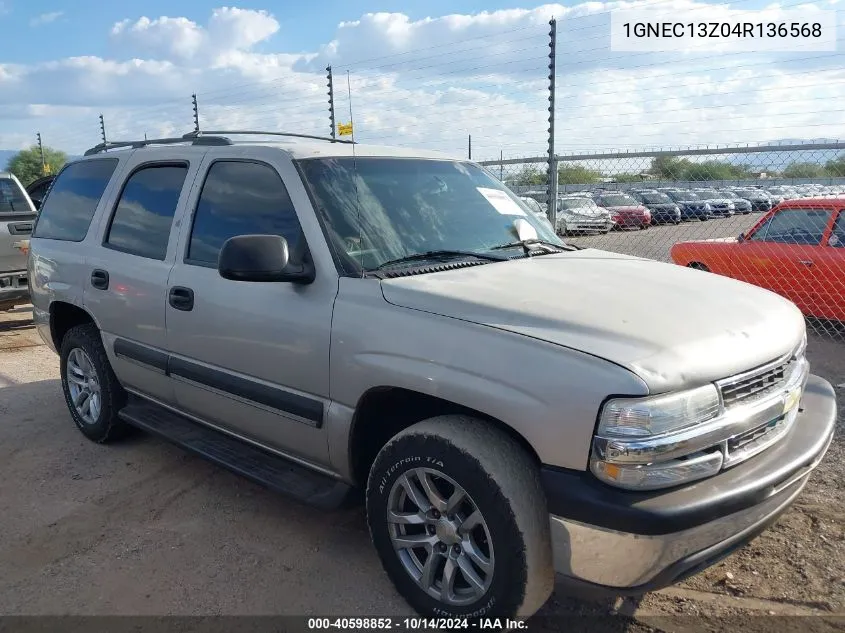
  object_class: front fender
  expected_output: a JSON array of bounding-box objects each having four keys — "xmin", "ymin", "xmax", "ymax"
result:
[{"xmin": 329, "ymin": 279, "xmax": 649, "ymax": 474}]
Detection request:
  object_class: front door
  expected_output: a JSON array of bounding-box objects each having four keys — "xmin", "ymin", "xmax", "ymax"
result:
[
  {"xmin": 84, "ymin": 154, "xmax": 200, "ymax": 404},
  {"xmin": 735, "ymin": 207, "xmax": 832, "ymax": 314},
  {"xmin": 165, "ymin": 155, "xmax": 336, "ymax": 466}
]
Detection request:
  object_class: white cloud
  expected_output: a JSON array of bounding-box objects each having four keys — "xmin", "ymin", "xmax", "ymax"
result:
[
  {"xmin": 1, "ymin": 3, "xmax": 844, "ymax": 161},
  {"xmin": 110, "ymin": 7, "xmax": 279, "ymax": 63},
  {"xmin": 30, "ymin": 11, "xmax": 64, "ymax": 27}
]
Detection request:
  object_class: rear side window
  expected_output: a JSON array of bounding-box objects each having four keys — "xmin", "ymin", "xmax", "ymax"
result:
[
  {"xmin": 0, "ymin": 178, "xmax": 32, "ymax": 215},
  {"xmin": 105, "ymin": 164, "xmax": 188, "ymax": 260},
  {"xmin": 830, "ymin": 211, "xmax": 845, "ymax": 247},
  {"xmin": 33, "ymin": 159, "xmax": 118, "ymax": 241},
  {"xmin": 187, "ymin": 161, "xmax": 302, "ymax": 266}
]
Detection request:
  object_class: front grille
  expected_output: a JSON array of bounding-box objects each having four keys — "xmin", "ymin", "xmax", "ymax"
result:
[{"xmin": 719, "ymin": 358, "xmax": 792, "ymax": 407}]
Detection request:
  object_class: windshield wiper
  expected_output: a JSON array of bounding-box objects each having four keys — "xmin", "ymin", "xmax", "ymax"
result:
[
  {"xmin": 374, "ymin": 249, "xmax": 508, "ymax": 271},
  {"xmin": 490, "ymin": 239, "xmax": 575, "ymax": 254}
]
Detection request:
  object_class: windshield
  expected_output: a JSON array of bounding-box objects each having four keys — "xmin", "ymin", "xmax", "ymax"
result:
[
  {"xmin": 0, "ymin": 177, "xmax": 34, "ymax": 214},
  {"xmin": 697, "ymin": 189, "xmax": 721, "ymax": 197},
  {"xmin": 638, "ymin": 192, "xmax": 671, "ymax": 204},
  {"xmin": 558, "ymin": 198, "xmax": 597, "ymax": 210},
  {"xmin": 296, "ymin": 158, "xmax": 563, "ymax": 270},
  {"xmin": 719, "ymin": 191, "xmax": 738, "ymax": 198},
  {"xmin": 734, "ymin": 189, "xmax": 759, "ymax": 197},
  {"xmin": 596, "ymin": 194, "xmax": 637, "ymax": 207},
  {"xmin": 668, "ymin": 190, "xmax": 699, "ymax": 201}
]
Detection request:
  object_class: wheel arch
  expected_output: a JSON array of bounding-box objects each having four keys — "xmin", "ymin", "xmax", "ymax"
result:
[
  {"xmin": 49, "ymin": 301, "xmax": 98, "ymax": 351},
  {"xmin": 347, "ymin": 386, "xmax": 541, "ymax": 488}
]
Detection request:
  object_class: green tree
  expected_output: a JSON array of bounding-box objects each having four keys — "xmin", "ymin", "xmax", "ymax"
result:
[
  {"xmin": 825, "ymin": 153, "xmax": 845, "ymax": 177},
  {"xmin": 557, "ymin": 164, "xmax": 602, "ymax": 184},
  {"xmin": 650, "ymin": 156, "xmax": 687, "ymax": 180},
  {"xmin": 781, "ymin": 162, "xmax": 826, "ymax": 179},
  {"xmin": 509, "ymin": 166, "xmax": 548, "ymax": 186},
  {"xmin": 5, "ymin": 146, "xmax": 67, "ymax": 186}
]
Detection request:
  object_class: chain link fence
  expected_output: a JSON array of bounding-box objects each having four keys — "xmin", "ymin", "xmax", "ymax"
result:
[{"xmin": 482, "ymin": 143, "xmax": 845, "ymax": 342}]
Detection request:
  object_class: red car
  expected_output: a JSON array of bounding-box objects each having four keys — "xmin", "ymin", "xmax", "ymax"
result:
[
  {"xmin": 593, "ymin": 193, "xmax": 651, "ymax": 229},
  {"xmin": 670, "ymin": 198, "xmax": 845, "ymax": 321}
]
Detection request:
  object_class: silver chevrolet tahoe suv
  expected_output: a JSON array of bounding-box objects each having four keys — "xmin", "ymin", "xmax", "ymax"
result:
[{"xmin": 27, "ymin": 131, "xmax": 837, "ymax": 620}]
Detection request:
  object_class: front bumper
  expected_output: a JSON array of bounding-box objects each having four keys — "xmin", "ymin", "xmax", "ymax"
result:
[
  {"xmin": 0, "ymin": 271, "xmax": 30, "ymax": 306},
  {"xmin": 543, "ymin": 373, "xmax": 836, "ymax": 591}
]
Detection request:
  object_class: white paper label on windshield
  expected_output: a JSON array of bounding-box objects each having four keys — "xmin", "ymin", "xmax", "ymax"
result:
[{"xmin": 477, "ymin": 187, "xmax": 525, "ymax": 216}]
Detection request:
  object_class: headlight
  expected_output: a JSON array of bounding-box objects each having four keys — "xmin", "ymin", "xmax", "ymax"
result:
[
  {"xmin": 597, "ymin": 385, "xmax": 720, "ymax": 438},
  {"xmin": 591, "ymin": 385, "xmax": 723, "ymax": 491}
]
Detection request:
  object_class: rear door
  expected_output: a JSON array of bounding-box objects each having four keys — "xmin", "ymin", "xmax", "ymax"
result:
[
  {"xmin": 737, "ymin": 207, "xmax": 832, "ymax": 314},
  {"xmin": 83, "ymin": 151, "xmax": 203, "ymax": 405},
  {"xmin": 0, "ymin": 176, "xmax": 36, "ymax": 273}
]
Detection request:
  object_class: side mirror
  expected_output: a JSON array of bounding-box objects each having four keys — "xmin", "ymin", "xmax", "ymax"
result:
[
  {"xmin": 830, "ymin": 234, "xmax": 841, "ymax": 247},
  {"xmin": 738, "ymin": 232, "xmax": 746, "ymax": 242},
  {"xmin": 218, "ymin": 234, "xmax": 315, "ymax": 284}
]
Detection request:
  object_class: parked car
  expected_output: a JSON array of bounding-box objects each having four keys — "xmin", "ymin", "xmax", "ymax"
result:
[
  {"xmin": 671, "ymin": 198, "xmax": 845, "ymax": 321},
  {"xmin": 592, "ymin": 192, "xmax": 651, "ymax": 229},
  {"xmin": 693, "ymin": 189, "xmax": 736, "ymax": 217},
  {"xmin": 766, "ymin": 185, "xmax": 798, "ymax": 203},
  {"xmin": 630, "ymin": 190, "xmax": 682, "ymax": 224},
  {"xmin": 519, "ymin": 196, "xmax": 555, "ymax": 232},
  {"xmin": 731, "ymin": 188, "xmax": 774, "ymax": 212},
  {"xmin": 555, "ymin": 195, "xmax": 613, "ymax": 234},
  {"xmin": 28, "ymin": 133, "xmax": 836, "ymax": 620},
  {"xmin": 661, "ymin": 190, "xmax": 713, "ymax": 221},
  {"xmin": 717, "ymin": 190, "xmax": 753, "ymax": 214},
  {"xmin": 0, "ymin": 172, "xmax": 36, "ymax": 311}
]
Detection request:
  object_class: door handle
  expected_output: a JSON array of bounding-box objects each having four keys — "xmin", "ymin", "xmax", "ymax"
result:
[
  {"xmin": 798, "ymin": 260, "xmax": 814, "ymax": 267},
  {"xmin": 168, "ymin": 286, "xmax": 194, "ymax": 311},
  {"xmin": 90, "ymin": 269, "xmax": 109, "ymax": 290}
]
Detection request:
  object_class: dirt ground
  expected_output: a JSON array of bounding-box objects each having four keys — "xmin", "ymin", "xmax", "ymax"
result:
[{"xmin": 0, "ymin": 305, "xmax": 842, "ymax": 632}]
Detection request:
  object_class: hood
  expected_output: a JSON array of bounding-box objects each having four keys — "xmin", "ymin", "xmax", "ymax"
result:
[
  {"xmin": 560, "ymin": 207, "xmax": 610, "ymax": 218},
  {"xmin": 703, "ymin": 198, "xmax": 733, "ymax": 205},
  {"xmin": 644, "ymin": 203, "xmax": 678, "ymax": 210},
  {"xmin": 379, "ymin": 250, "xmax": 805, "ymax": 393}
]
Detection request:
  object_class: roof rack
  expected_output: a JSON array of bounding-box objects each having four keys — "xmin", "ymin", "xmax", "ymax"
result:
[
  {"xmin": 83, "ymin": 129, "xmax": 354, "ymax": 156},
  {"xmin": 83, "ymin": 134, "xmax": 231, "ymax": 156},
  {"xmin": 192, "ymin": 130, "xmax": 355, "ymax": 145}
]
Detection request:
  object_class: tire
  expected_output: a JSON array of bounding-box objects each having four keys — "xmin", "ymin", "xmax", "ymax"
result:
[
  {"xmin": 59, "ymin": 323, "xmax": 128, "ymax": 443},
  {"xmin": 366, "ymin": 416, "xmax": 554, "ymax": 620}
]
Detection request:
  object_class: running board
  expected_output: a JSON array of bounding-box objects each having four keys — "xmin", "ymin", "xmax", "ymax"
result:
[{"xmin": 118, "ymin": 395, "xmax": 354, "ymax": 510}]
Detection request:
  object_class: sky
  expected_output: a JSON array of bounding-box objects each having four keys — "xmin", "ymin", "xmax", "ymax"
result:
[{"xmin": 1, "ymin": 0, "xmax": 844, "ymax": 161}]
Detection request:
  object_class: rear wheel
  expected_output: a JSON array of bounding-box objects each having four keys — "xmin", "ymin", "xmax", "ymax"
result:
[
  {"xmin": 366, "ymin": 416, "xmax": 554, "ymax": 619},
  {"xmin": 59, "ymin": 323, "xmax": 128, "ymax": 443}
]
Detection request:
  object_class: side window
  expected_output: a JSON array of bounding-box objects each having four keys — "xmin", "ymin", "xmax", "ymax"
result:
[
  {"xmin": 187, "ymin": 161, "xmax": 302, "ymax": 266},
  {"xmin": 32, "ymin": 159, "xmax": 119, "ymax": 241},
  {"xmin": 0, "ymin": 178, "xmax": 32, "ymax": 215},
  {"xmin": 830, "ymin": 211, "xmax": 845, "ymax": 247},
  {"xmin": 749, "ymin": 208, "xmax": 831, "ymax": 246},
  {"xmin": 105, "ymin": 164, "xmax": 188, "ymax": 260}
]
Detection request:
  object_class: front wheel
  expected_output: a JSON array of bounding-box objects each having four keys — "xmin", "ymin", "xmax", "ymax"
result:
[{"xmin": 367, "ymin": 416, "xmax": 554, "ymax": 619}]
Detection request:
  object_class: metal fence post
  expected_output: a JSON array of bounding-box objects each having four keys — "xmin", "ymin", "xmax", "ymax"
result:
[
  {"xmin": 36, "ymin": 132, "xmax": 45, "ymax": 174},
  {"xmin": 327, "ymin": 65, "xmax": 336, "ymax": 139},
  {"xmin": 192, "ymin": 93, "xmax": 200, "ymax": 133},
  {"xmin": 546, "ymin": 18, "xmax": 558, "ymax": 228}
]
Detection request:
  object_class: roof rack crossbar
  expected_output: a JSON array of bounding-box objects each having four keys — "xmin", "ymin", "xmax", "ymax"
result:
[
  {"xmin": 83, "ymin": 135, "xmax": 234, "ymax": 156},
  {"xmin": 186, "ymin": 130, "xmax": 356, "ymax": 145}
]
